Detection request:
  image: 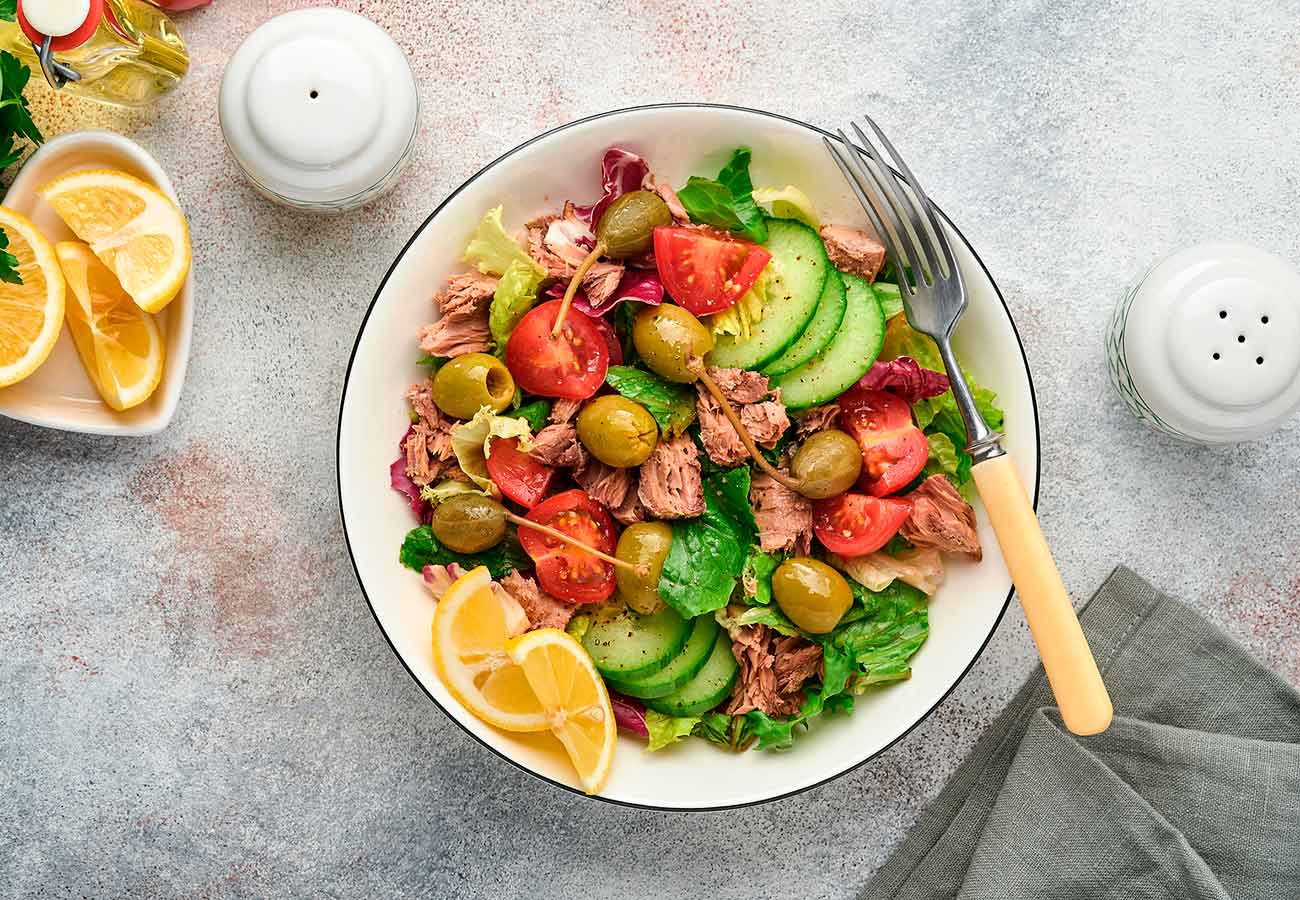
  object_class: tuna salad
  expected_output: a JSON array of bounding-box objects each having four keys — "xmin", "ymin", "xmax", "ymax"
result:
[{"xmin": 393, "ymin": 146, "xmax": 1005, "ymax": 753}]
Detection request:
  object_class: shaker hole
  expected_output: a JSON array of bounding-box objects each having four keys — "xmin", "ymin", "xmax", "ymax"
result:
[
  {"xmin": 1219, "ymin": 310, "xmax": 1227, "ymax": 319},
  {"xmin": 309, "ymin": 90, "xmax": 319, "ymax": 100},
  {"xmin": 1261, "ymin": 315, "xmax": 1269, "ymax": 324},
  {"xmin": 1256, "ymin": 356, "xmax": 1264, "ymax": 365},
  {"xmin": 1212, "ymin": 352, "xmax": 1221, "ymax": 360},
  {"xmin": 1238, "ymin": 335, "xmax": 1246, "ymax": 343}
]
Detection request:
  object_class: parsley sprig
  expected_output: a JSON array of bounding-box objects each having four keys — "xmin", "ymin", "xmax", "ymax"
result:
[{"xmin": 0, "ymin": 29, "xmax": 45, "ymax": 284}]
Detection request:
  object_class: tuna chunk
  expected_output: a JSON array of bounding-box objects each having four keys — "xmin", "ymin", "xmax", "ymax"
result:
[
  {"xmin": 528, "ymin": 424, "xmax": 587, "ymax": 469},
  {"xmin": 645, "ymin": 174, "xmax": 690, "ymax": 223},
  {"xmin": 575, "ymin": 460, "xmax": 635, "ymax": 513},
  {"xmin": 501, "ymin": 572, "xmax": 574, "ymax": 631},
  {"xmin": 417, "ymin": 272, "xmax": 496, "ymax": 357},
  {"xmin": 900, "ymin": 475, "xmax": 982, "ymax": 560},
  {"xmin": 749, "ymin": 470, "xmax": 813, "ymax": 554},
  {"xmin": 774, "ymin": 635, "xmax": 823, "ymax": 695},
  {"xmin": 793, "ymin": 404, "xmax": 840, "ymax": 438},
  {"xmin": 548, "ymin": 398, "xmax": 582, "ymax": 424},
  {"xmin": 820, "ymin": 224, "xmax": 887, "ymax": 283},
  {"xmin": 723, "ymin": 624, "xmax": 804, "ymax": 717},
  {"xmin": 696, "ymin": 368, "xmax": 790, "ymax": 467},
  {"xmin": 582, "ymin": 260, "xmax": 625, "ymax": 310},
  {"xmin": 404, "ymin": 383, "xmax": 457, "ymax": 485},
  {"xmin": 525, "ymin": 214, "xmax": 575, "ymax": 283},
  {"xmin": 637, "ymin": 435, "xmax": 704, "ymax": 519}
]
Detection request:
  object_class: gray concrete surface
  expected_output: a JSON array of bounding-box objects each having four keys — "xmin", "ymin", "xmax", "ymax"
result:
[{"xmin": 3, "ymin": 1, "xmax": 1299, "ymax": 897}]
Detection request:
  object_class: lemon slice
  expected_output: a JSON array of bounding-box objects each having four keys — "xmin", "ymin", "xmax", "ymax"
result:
[
  {"xmin": 55, "ymin": 241, "xmax": 164, "ymax": 411},
  {"xmin": 39, "ymin": 169, "xmax": 191, "ymax": 314},
  {"xmin": 508, "ymin": 628, "xmax": 616, "ymax": 795},
  {"xmin": 753, "ymin": 185, "xmax": 821, "ymax": 230},
  {"xmin": 431, "ymin": 566, "xmax": 550, "ymax": 732},
  {"xmin": 0, "ymin": 207, "xmax": 65, "ymax": 388}
]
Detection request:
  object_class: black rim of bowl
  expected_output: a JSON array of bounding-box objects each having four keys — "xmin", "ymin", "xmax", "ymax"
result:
[{"xmin": 335, "ymin": 102, "xmax": 1042, "ymax": 812}]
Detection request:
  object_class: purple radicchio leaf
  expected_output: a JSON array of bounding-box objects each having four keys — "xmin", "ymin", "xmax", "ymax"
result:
[
  {"xmin": 390, "ymin": 426, "xmax": 431, "ymax": 522},
  {"xmin": 609, "ymin": 692, "xmax": 649, "ymax": 739},
  {"xmin": 571, "ymin": 148, "xmax": 650, "ymax": 228},
  {"xmin": 858, "ymin": 357, "xmax": 950, "ymax": 402},
  {"xmin": 571, "ymin": 268, "xmax": 664, "ymax": 317}
]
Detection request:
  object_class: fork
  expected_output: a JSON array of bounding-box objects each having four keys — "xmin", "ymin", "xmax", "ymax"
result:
[{"xmin": 825, "ymin": 117, "xmax": 1113, "ymax": 736}]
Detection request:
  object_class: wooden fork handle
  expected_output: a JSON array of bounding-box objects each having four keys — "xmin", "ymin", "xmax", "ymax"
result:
[{"xmin": 971, "ymin": 453, "xmax": 1113, "ymax": 736}]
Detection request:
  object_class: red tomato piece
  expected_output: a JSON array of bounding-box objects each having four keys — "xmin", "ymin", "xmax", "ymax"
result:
[
  {"xmin": 590, "ymin": 315, "xmax": 624, "ymax": 366},
  {"xmin": 813, "ymin": 493, "xmax": 913, "ymax": 557},
  {"xmin": 838, "ymin": 387, "xmax": 929, "ymax": 497},
  {"xmin": 504, "ymin": 300, "xmax": 610, "ymax": 400},
  {"xmin": 652, "ymin": 226, "xmax": 772, "ymax": 315},
  {"xmin": 518, "ymin": 489, "xmax": 617, "ymax": 604},
  {"xmin": 485, "ymin": 436, "xmax": 553, "ymax": 509}
]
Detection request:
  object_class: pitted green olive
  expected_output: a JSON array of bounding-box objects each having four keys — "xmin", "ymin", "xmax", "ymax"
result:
[
  {"xmin": 771, "ymin": 557, "xmax": 853, "ymax": 634},
  {"xmin": 576, "ymin": 395, "xmax": 659, "ymax": 467},
  {"xmin": 790, "ymin": 430, "xmax": 863, "ymax": 499},
  {"xmin": 614, "ymin": 522, "xmax": 673, "ymax": 613},
  {"xmin": 596, "ymin": 190, "xmax": 672, "ymax": 259},
  {"xmin": 431, "ymin": 352, "xmax": 515, "ymax": 420},
  {"xmin": 631, "ymin": 304, "xmax": 715, "ymax": 383},
  {"xmin": 431, "ymin": 494, "xmax": 507, "ymax": 554}
]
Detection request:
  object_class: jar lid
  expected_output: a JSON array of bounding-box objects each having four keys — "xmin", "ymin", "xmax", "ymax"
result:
[
  {"xmin": 1123, "ymin": 241, "xmax": 1300, "ymax": 441},
  {"xmin": 18, "ymin": 0, "xmax": 101, "ymax": 51},
  {"xmin": 218, "ymin": 8, "xmax": 418, "ymax": 207}
]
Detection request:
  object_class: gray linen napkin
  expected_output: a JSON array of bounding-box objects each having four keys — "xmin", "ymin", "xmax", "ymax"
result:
[{"xmin": 861, "ymin": 565, "xmax": 1300, "ymax": 900}]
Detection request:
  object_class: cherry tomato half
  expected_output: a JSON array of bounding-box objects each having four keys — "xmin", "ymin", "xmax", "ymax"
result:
[
  {"xmin": 485, "ymin": 436, "xmax": 553, "ymax": 509},
  {"xmin": 504, "ymin": 300, "xmax": 610, "ymax": 400},
  {"xmin": 653, "ymin": 226, "xmax": 772, "ymax": 316},
  {"xmin": 518, "ymin": 489, "xmax": 617, "ymax": 604},
  {"xmin": 813, "ymin": 493, "xmax": 913, "ymax": 557},
  {"xmin": 838, "ymin": 387, "xmax": 929, "ymax": 497}
]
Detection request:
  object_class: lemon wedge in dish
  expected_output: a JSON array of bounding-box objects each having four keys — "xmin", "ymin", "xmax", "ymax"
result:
[
  {"xmin": 0, "ymin": 206, "xmax": 65, "ymax": 388},
  {"xmin": 39, "ymin": 169, "xmax": 191, "ymax": 314}
]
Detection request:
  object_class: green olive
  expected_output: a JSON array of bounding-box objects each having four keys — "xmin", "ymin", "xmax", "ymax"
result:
[
  {"xmin": 576, "ymin": 396, "xmax": 659, "ymax": 467},
  {"xmin": 789, "ymin": 430, "xmax": 863, "ymax": 499},
  {"xmin": 771, "ymin": 557, "xmax": 853, "ymax": 634},
  {"xmin": 615, "ymin": 522, "xmax": 673, "ymax": 613},
  {"xmin": 631, "ymin": 304, "xmax": 715, "ymax": 383},
  {"xmin": 596, "ymin": 190, "xmax": 672, "ymax": 259},
  {"xmin": 431, "ymin": 493, "xmax": 507, "ymax": 554},
  {"xmin": 431, "ymin": 352, "xmax": 515, "ymax": 420}
]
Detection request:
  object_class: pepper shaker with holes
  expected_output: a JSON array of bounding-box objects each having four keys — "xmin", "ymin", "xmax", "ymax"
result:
[{"xmin": 1107, "ymin": 241, "xmax": 1300, "ymax": 443}]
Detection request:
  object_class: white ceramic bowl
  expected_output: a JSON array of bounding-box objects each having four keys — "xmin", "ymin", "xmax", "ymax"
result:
[
  {"xmin": 0, "ymin": 131, "xmax": 194, "ymax": 436},
  {"xmin": 337, "ymin": 105, "xmax": 1040, "ymax": 809}
]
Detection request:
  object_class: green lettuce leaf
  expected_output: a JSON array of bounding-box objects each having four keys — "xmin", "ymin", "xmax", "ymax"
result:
[
  {"xmin": 676, "ymin": 148, "xmax": 768, "ymax": 243},
  {"xmin": 658, "ymin": 468, "xmax": 755, "ymax": 618},
  {"xmin": 644, "ymin": 709, "xmax": 700, "ymax": 751},
  {"xmin": 418, "ymin": 479, "xmax": 489, "ymax": 507},
  {"xmin": 742, "ymin": 642, "xmax": 854, "ymax": 750},
  {"xmin": 605, "ymin": 365, "xmax": 697, "ymax": 437},
  {"xmin": 716, "ymin": 602, "xmax": 808, "ymax": 640},
  {"xmin": 514, "ymin": 399, "xmax": 551, "ymax": 433},
  {"xmin": 874, "ymin": 282, "xmax": 904, "ymax": 319},
  {"xmin": 694, "ymin": 712, "xmax": 733, "ymax": 745},
  {"xmin": 742, "ymin": 547, "xmax": 779, "ymax": 605},
  {"xmin": 463, "ymin": 206, "xmax": 544, "ymax": 278},
  {"xmin": 921, "ymin": 431, "xmax": 970, "ymax": 488},
  {"xmin": 830, "ymin": 581, "xmax": 929, "ymax": 687},
  {"xmin": 489, "ymin": 259, "xmax": 543, "ymax": 345},
  {"xmin": 399, "ymin": 524, "xmax": 527, "ymax": 580}
]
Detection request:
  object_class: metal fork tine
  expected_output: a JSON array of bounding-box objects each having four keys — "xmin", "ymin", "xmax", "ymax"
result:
[
  {"xmin": 822, "ymin": 136, "xmax": 914, "ymax": 297},
  {"xmin": 832, "ymin": 129, "xmax": 927, "ymax": 292},
  {"xmin": 849, "ymin": 121, "xmax": 940, "ymax": 284},
  {"xmin": 861, "ymin": 113, "xmax": 957, "ymax": 280}
]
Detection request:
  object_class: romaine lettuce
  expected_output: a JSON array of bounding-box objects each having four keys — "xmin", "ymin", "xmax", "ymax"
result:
[
  {"xmin": 463, "ymin": 206, "xmax": 544, "ymax": 278},
  {"xmin": 658, "ymin": 468, "xmax": 755, "ymax": 618},
  {"xmin": 488, "ymin": 259, "xmax": 543, "ymax": 346},
  {"xmin": 604, "ymin": 365, "xmax": 696, "ymax": 437}
]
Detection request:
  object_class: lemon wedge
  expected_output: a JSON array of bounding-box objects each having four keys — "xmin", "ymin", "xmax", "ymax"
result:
[
  {"xmin": 508, "ymin": 628, "xmax": 616, "ymax": 795},
  {"xmin": 431, "ymin": 566, "xmax": 550, "ymax": 732},
  {"xmin": 753, "ymin": 185, "xmax": 821, "ymax": 230},
  {"xmin": 39, "ymin": 169, "xmax": 190, "ymax": 314},
  {"xmin": 55, "ymin": 241, "xmax": 164, "ymax": 411},
  {"xmin": 0, "ymin": 207, "xmax": 65, "ymax": 388}
]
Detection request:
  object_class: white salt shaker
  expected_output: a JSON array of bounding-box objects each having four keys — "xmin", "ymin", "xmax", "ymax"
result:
[
  {"xmin": 1107, "ymin": 241, "xmax": 1300, "ymax": 443},
  {"xmin": 218, "ymin": 8, "xmax": 419, "ymax": 212}
]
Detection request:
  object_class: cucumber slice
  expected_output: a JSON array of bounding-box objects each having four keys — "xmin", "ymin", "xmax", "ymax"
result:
[
  {"xmin": 645, "ymin": 630, "xmax": 740, "ymax": 717},
  {"xmin": 582, "ymin": 604, "xmax": 691, "ymax": 680},
  {"xmin": 607, "ymin": 614, "xmax": 720, "ymax": 699},
  {"xmin": 705, "ymin": 219, "xmax": 828, "ymax": 370},
  {"xmin": 771, "ymin": 273, "xmax": 884, "ymax": 410},
  {"xmin": 760, "ymin": 268, "xmax": 846, "ymax": 377}
]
